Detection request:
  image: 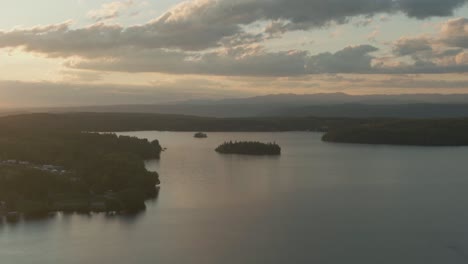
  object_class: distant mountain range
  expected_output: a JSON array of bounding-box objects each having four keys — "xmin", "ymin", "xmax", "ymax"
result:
[{"xmin": 5, "ymin": 93, "xmax": 468, "ymax": 118}]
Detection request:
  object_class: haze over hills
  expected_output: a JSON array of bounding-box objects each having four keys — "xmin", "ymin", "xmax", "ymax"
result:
[
  {"xmin": 5, "ymin": 93, "xmax": 468, "ymax": 118},
  {"xmin": 182, "ymin": 93, "xmax": 468, "ymax": 105}
]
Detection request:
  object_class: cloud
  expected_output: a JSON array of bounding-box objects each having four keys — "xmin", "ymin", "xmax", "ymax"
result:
[
  {"xmin": 66, "ymin": 45, "xmax": 379, "ymax": 76},
  {"xmin": 392, "ymin": 37, "xmax": 433, "ymax": 56},
  {"xmin": 375, "ymin": 76, "xmax": 468, "ymax": 89},
  {"xmin": 0, "ymin": 1, "xmax": 466, "ymax": 77},
  {"xmin": 1, "ymin": 19, "xmax": 464, "ymax": 77},
  {"xmin": 440, "ymin": 17, "xmax": 468, "ymax": 48},
  {"xmin": 367, "ymin": 28, "xmax": 381, "ymax": 43},
  {"xmin": 353, "ymin": 17, "xmax": 374, "ymax": 27},
  {"xmin": 66, "ymin": 48, "xmax": 311, "ymax": 76},
  {"xmin": 397, "ymin": 0, "xmax": 467, "ymax": 18},
  {"xmin": 456, "ymin": 51, "xmax": 468, "ymax": 64},
  {"xmin": 307, "ymin": 45, "xmax": 378, "ymax": 74},
  {"xmin": 391, "ymin": 18, "xmax": 468, "ymax": 56},
  {"xmin": 0, "ymin": 22, "xmax": 124, "ymax": 58},
  {"xmin": 379, "ymin": 62, "xmax": 468, "ymax": 74},
  {"xmin": 384, "ymin": 18, "xmax": 468, "ymax": 74},
  {"xmin": 87, "ymin": 1, "xmax": 137, "ymax": 22},
  {"xmin": 60, "ymin": 70, "xmax": 103, "ymax": 82},
  {"xmin": 0, "ymin": 0, "xmax": 466, "ymax": 55}
]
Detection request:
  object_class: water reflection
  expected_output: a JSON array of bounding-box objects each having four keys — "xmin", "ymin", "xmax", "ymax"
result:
[
  {"xmin": 0, "ymin": 187, "xmax": 160, "ymax": 228},
  {"xmin": 3, "ymin": 132, "xmax": 468, "ymax": 264}
]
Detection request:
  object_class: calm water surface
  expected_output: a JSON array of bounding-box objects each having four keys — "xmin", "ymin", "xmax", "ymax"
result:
[{"xmin": 2, "ymin": 132, "xmax": 468, "ymax": 264}]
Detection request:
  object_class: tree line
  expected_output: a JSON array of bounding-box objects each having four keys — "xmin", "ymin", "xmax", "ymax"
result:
[{"xmin": 216, "ymin": 141, "xmax": 281, "ymax": 155}]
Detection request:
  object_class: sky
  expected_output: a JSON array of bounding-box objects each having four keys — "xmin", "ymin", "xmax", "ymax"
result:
[{"xmin": 0, "ymin": 0, "xmax": 467, "ymax": 107}]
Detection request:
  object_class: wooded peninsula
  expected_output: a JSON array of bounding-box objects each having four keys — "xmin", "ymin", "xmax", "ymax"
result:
[
  {"xmin": 0, "ymin": 123, "xmax": 162, "ymax": 218},
  {"xmin": 322, "ymin": 119, "xmax": 468, "ymax": 146}
]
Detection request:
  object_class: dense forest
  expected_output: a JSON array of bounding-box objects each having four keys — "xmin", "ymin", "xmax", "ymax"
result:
[
  {"xmin": 0, "ymin": 125, "xmax": 162, "ymax": 216},
  {"xmin": 216, "ymin": 141, "xmax": 281, "ymax": 155},
  {"xmin": 1, "ymin": 112, "xmax": 468, "ymax": 146},
  {"xmin": 0, "ymin": 112, "xmax": 355, "ymax": 132},
  {"xmin": 2, "ymin": 112, "xmax": 468, "ymax": 217},
  {"xmin": 322, "ymin": 119, "xmax": 468, "ymax": 146}
]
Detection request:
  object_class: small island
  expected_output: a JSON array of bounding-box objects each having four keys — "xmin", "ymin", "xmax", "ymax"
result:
[
  {"xmin": 215, "ymin": 141, "xmax": 281, "ymax": 156},
  {"xmin": 194, "ymin": 132, "xmax": 208, "ymax": 138}
]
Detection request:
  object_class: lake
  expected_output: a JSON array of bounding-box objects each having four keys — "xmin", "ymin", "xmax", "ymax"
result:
[{"xmin": 2, "ymin": 132, "xmax": 468, "ymax": 264}]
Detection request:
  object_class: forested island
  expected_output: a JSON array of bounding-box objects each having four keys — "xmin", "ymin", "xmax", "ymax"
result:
[
  {"xmin": 0, "ymin": 128, "xmax": 162, "ymax": 219},
  {"xmin": 194, "ymin": 132, "xmax": 208, "ymax": 138},
  {"xmin": 216, "ymin": 141, "xmax": 281, "ymax": 155}
]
